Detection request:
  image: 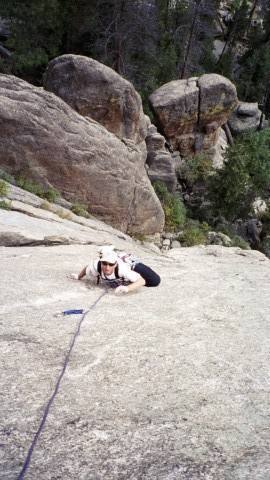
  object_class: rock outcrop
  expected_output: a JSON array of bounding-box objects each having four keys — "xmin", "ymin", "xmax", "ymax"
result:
[
  {"xmin": 0, "ymin": 182, "xmax": 134, "ymax": 247},
  {"xmin": 145, "ymin": 124, "xmax": 177, "ymax": 192},
  {"xmin": 228, "ymin": 101, "xmax": 268, "ymax": 136},
  {"xmin": 44, "ymin": 54, "xmax": 147, "ymax": 145},
  {"xmin": 209, "ymin": 127, "xmax": 228, "ymax": 169},
  {"xmin": 0, "ymin": 74, "xmax": 164, "ymax": 235},
  {"xmin": 149, "ymin": 74, "xmax": 237, "ymax": 158}
]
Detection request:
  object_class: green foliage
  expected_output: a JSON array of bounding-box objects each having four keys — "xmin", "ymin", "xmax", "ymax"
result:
[
  {"xmin": 214, "ymin": 222, "xmax": 250, "ymax": 249},
  {"xmin": 181, "ymin": 227, "xmax": 206, "ymax": 246},
  {"xmin": 16, "ymin": 177, "xmax": 59, "ymax": 202},
  {"xmin": 3, "ymin": 0, "xmax": 65, "ymax": 83},
  {"xmin": 1, "ymin": 0, "xmax": 219, "ymax": 100},
  {"xmin": 153, "ymin": 181, "xmax": 186, "ymax": 232},
  {"xmin": 230, "ymin": 235, "xmax": 250, "ymax": 250},
  {"xmin": 42, "ymin": 187, "xmax": 59, "ymax": 203},
  {"xmin": 208, "ymin": 129, "xmax": 270, "ymax": 220},
  {"xmin": 199, "ymin": 38, "xmax": 217, "ymax": 74},
  {"xmin": 179, "ymin": 220, "xmax": 209, "ymax": 246},
  {"xmin": 260, "ymin": 208, "xmax": 270, "ymax": 227},
  {"xmin": 259, "ymin": 209, "xmax": 270, "ymax": 256},
  {"xmin": 177, "ymin": 153, "xmax": 214, "ymax": 187},
  {"xmin": 261, "ymin": 237, "xmax": 270, "ymax": 258},
  {"xmin": 16, "ymin": 177, "xmax": 44, "ymax": 196},
  {"xmin": 70, "ymin": 203, "xmax": 90, "ymax": 218},
  {"xmin": 237, "ymin": 45, "xmax": 270, "ymax": 109},
  {"xmin": 0, "ymin": 169, "xmax": 16, "ymax": 185},
  {"xmin": 0, "ymin": 180, "xmax": 9, "ymax": 197},
  {"xmin": 0, "ymin": 200, "xmax": 11, "ymax": 210},
  {"xmin": 211, "ymin": 1, "xmax": 270, "ymax": 113},
  {"xmin": 153, "ymin": 180, "xmax": 167, "ymax": 201},
  {"xmin": 214, "ymin": 52, "xmax": 234, "ymax": 80}
]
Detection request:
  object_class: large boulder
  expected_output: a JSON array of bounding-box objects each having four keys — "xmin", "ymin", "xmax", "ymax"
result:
[
  {"xmin": 149, "ymin": 74, "xmax": 237, "ymax": 158},
  {"xmin": 228, "ymin": 101, "xmax": 267, "ymax": 136},
  {"xmin": 44, "ymin": 54, "xmax": 147, "ymax": 145},
  {"xmin": 0, "ymin": 75, "xmax": 164, "ymax": 235}
]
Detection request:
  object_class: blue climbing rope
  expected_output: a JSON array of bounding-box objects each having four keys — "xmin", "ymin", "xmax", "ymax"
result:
[{"xmin": 17, "ymin": 290, "xmax": 107, "ymax": 480}]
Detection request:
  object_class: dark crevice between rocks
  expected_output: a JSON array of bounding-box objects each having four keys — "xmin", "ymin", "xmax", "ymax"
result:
[
  {"xmin": 126, "ymin": 183, "xmax": 138, "ymax": 235},
  {"xmin": 196, "ymin": 78, "xmax": 201, "ymax": 127},
  {"xmin": 0, "ymin": 233, "xmax": 97, "ymax": 247},
  {"xmin": 8, "ymin": 203, "xmax": 128, "ymax": 240}
]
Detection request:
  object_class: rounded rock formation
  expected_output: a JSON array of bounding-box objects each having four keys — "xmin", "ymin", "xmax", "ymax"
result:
[{"xmin": 0, "ymin": 74, "xmax": 164, "ymax": 235}]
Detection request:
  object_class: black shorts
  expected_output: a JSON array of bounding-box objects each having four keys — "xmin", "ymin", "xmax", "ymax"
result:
[{"xmin": 133, "ymin": 263, "xmax": 161, "ymax": 287}]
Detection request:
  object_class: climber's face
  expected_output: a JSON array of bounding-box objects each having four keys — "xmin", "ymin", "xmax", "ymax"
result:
[{"xmin": 101, "ymin": 261, "xmax": 116, "ymax": 276}]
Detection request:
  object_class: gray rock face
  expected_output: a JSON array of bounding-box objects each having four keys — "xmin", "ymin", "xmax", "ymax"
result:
[
  {"xmin": 252, "ymin": 197, "xmax": 267, "ymax": 216},
  {"xmin": 0, "ymin": 199, "xmax": 132, "ymax": 247},
  {"xmin": 198, "ymin": 74, "xmax": 237, "ymax": 126},
  {"xmin": 209, "ymin": 127, "xmax": 228, "ymax": 169},
  {"xmin": 44, "ymin": 54, "xmax": 147, "ymax": 145},
  {"xmin": 0, "ymin": 75, "xmax": 164, "ymax": 235},
  {"xmin": 149, "ymin": 78, "xmax": 199, "ymax": 156},
  {"xmin": 149, "ymin": 74, "xmax": 237, "ymax": 158},
  {"xmin": 228, "ymin": 101, "xmax": 266, "ymax": 135},
  {"xmin": 1, "ymin": 234, "xmax": 270, "ymax": 479},
  {"xmin": 146, "ymin": 129, "xmax": 177, "ymax": 192}
]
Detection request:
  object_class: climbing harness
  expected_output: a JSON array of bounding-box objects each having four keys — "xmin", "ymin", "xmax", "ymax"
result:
[
  {"xmin": 96, "ymin": 260, "xmax": 122, "ymax": 285},
  {"xmin": 96, "ymin": 252, "xmax": 139, "ymax": 287},
  {"xmin": 16, "ymin": 290, "xmax": 107, "ymax": 480}
]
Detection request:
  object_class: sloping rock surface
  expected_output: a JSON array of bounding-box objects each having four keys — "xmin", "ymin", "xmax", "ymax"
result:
[
  {"xmin": 0, "ymin": 183, "xmax": 133, "ymax": 247},
  {"xmin": 44, "ymin": 54, "xmax": 147, "ymax": 145},
  {"xmin": 149, "ymin": 74, "xmax": 237, "ymax": 158},
  {"xmin": 1, "ymin": 202, "xmax": 270, "ymax": 479},
  {"xmin": 0, "ymin": 76, "xmax": 164, "ymax": 235}
]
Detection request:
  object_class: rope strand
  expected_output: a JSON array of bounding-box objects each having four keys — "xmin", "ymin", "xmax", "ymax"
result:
[{"xmin": 17, "ymin": 290, "xmax": 107, "ymax": 480}]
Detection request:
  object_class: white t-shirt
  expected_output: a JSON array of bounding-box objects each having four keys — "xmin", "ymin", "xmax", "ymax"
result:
[{"xmin": 85, "ymin": 258, "xmax": 141, "ymax": 288}]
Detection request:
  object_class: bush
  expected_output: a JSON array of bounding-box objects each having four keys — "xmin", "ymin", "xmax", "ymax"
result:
[
  {"xmin": 41, "ymin": 187, "xmax": 60, "ymax": 203},
  {"xmin": 153, "ymin": 181, "xmax": 186, "ymax": 231},
  {"xmin": 208, "ymin": 129, "xmax": 270, "ymax": 220},
  {"xmin": 178, "ymin": 220, "xmax": 210, "ymax": 247},
  {"xmin": 153, "ymin": 180, "xmax": 168, "ymax": 201},
  {"xmin": 0, "ymin": 180, "xmax": 9, "ymax": 197},
  {"xmin": 70, "ymin": 203, "xmax": 90, "ymax": 218},
  {"xmin": 230, "ymin": 235, "xmax": 250, "ymax": 250},
  {"xmin": 0, "ymin": 200, "xmax": 11, "ymax": 210},
  {"xmin": 16, "ymin": 176, "xmax": 60, "ymax": 202},
  {"xmin": 0, "ymin": 169, "xmax": 16, "ymax": 185},
  {"xmin": 180, "ymin": 225, "xmax": 208, "ymax": 247},
  {"xmin": 16, "ymin": 176, "xmax": 45, "ymax": 196},
  {"xmin": 214, "ymin": 222, "xmax": 250, "ymax": 250},
  {"xmin": 177, "ymin": 153, "xmax": 214, "ymax": 187}
]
